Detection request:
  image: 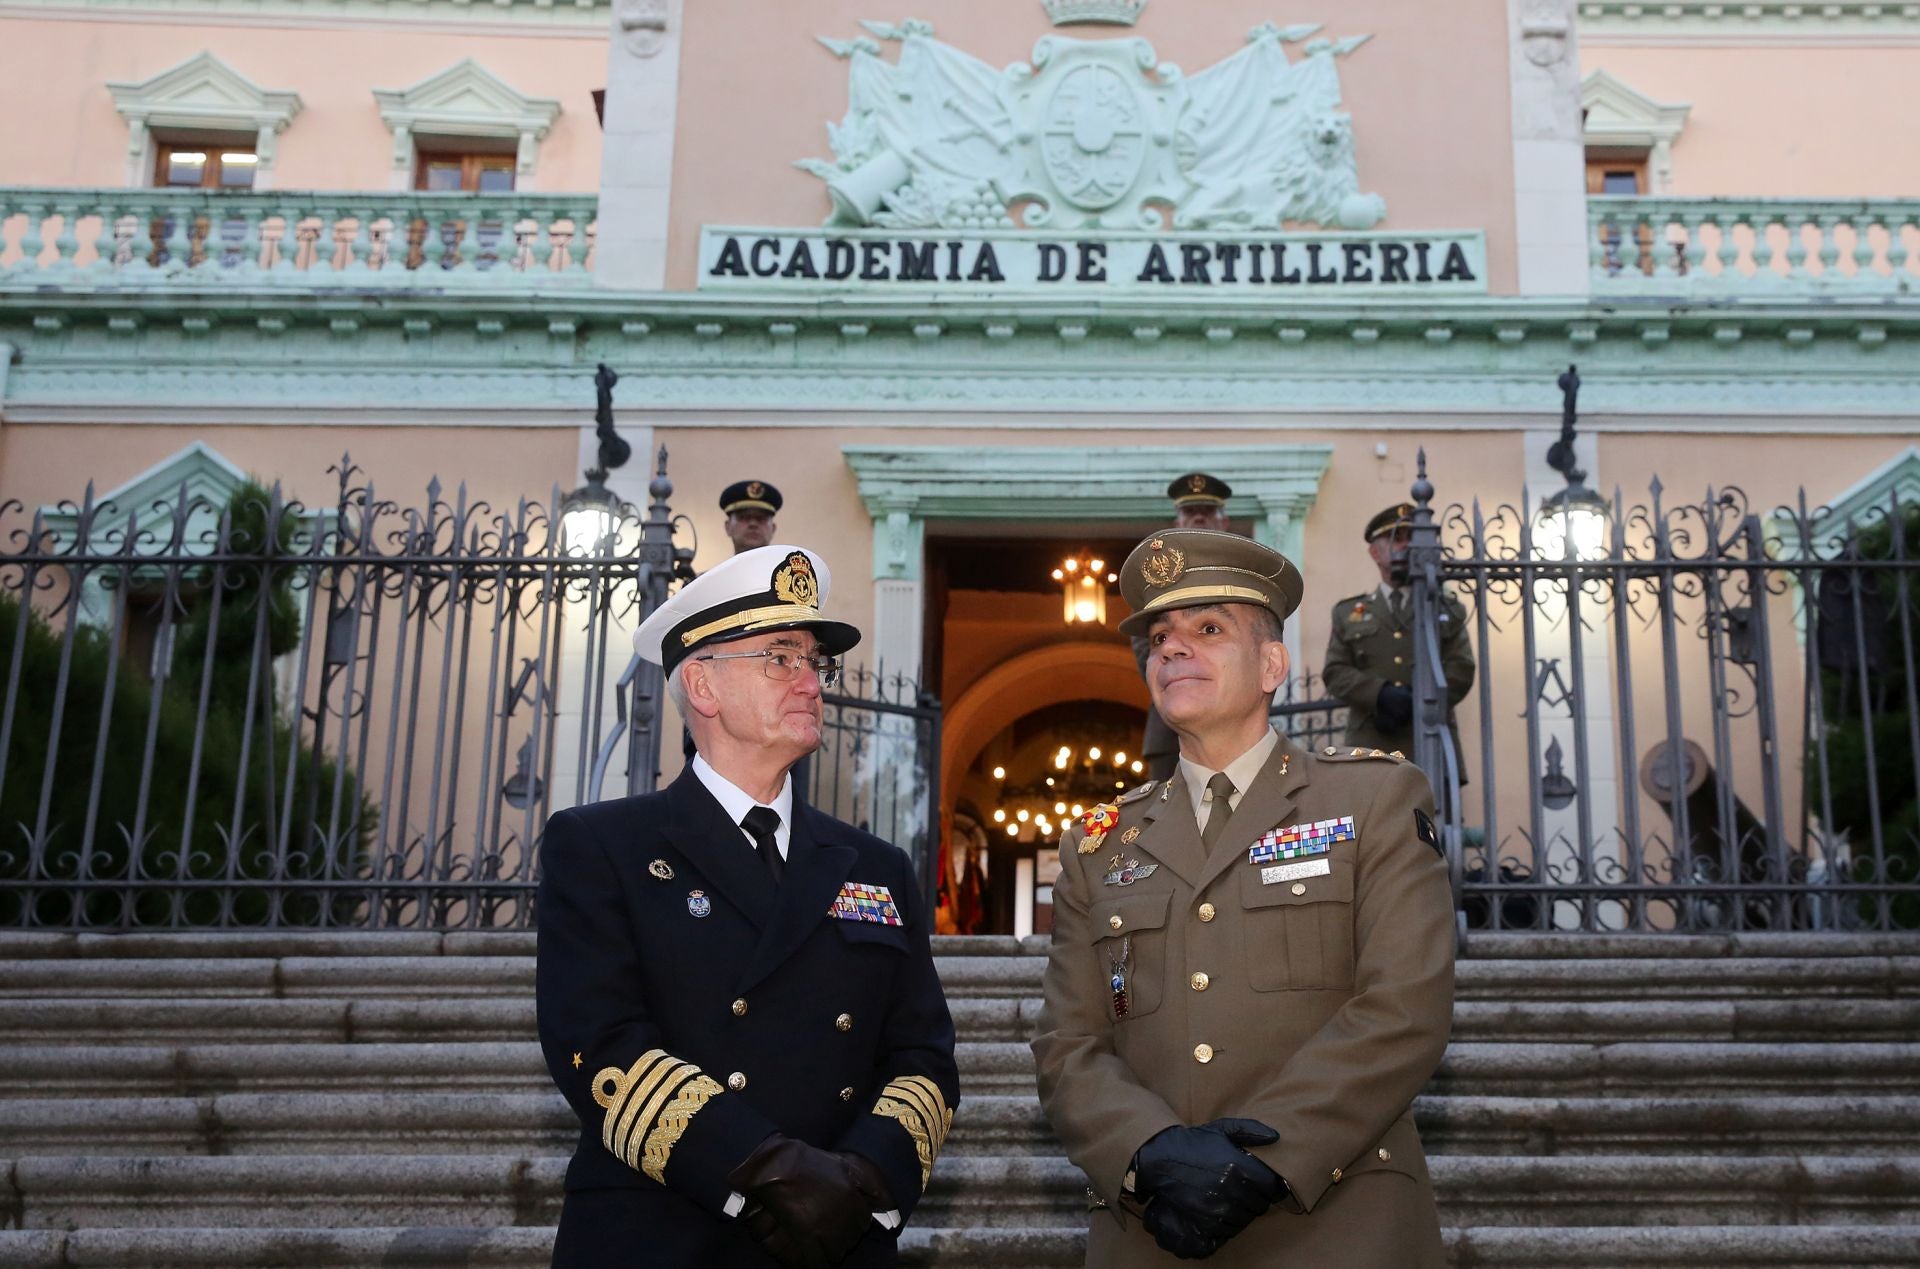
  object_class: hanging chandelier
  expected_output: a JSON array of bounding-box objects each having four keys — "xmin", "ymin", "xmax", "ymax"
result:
[{"xmin": 1052, "ymin": 552, "xmax": 1119, "ymax": 626}]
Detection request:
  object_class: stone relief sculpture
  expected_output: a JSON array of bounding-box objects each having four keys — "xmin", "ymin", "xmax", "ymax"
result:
[{"xmin": 797, "ymin": 19, "xmax": 1386, "ymax": 232}]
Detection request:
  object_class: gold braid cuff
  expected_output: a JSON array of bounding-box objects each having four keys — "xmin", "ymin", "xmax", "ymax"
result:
[
  {"xmin": 870, "ymin": 1075, "xmax": 953, "ymax": 1192},
  {"xmin": 593, "ymin": 1050, "xmax": 725, "ymax": 1183}
]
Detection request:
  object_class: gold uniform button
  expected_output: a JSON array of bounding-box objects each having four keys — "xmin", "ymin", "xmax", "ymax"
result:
[
  {"xmin": 840, "ymin": 1087, "xmax": 854, "ymax": 1102},
  {"xmin": 727, "ymin": 1072, "xmax": 747, "ymax": 1092},
  {"xmin": 1109, "ymin": 914, "xmax": 1124, "ymax": 930},
  {"xmin": 1331, "ymin": 1167, "xmax": 1343, "ymax": 1183},
  {"xmin": 1190, "ymin": 972, "xmax": 1210, "ymax": 992},
  {"xmin": 731, "ymin": 999, "xmax": 748, "ymax": 1017},
  {"xmin": 1392, "ymin": 630, "xmax": 1404, "ymax": 640},
  {"xmin": 1193, "ymin": 1043, "xmax": 1214, "ymax": 1064},
  {"xmin": 1392, "ymin": 655, "xmax": 1405, "ymax": 665},
  {"xmin": 1290, "ymin": 882, "xmax": 1307, "ymax": 896},
  {"xmin": 1377, "ymin": 1148, "xmax": 1392, "ymax": 1162},
  {"xmin": 1197, "ymin": 903, "xmax": 1216, "ymax": 922},
  {"xmin": 835, "ymin": 1013, "xmax": 853, "ymax": 1032}
]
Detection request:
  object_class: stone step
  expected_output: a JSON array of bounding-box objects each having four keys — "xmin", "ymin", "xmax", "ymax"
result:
[
  {"xmin": 4, "ymin": 993, "xmax": 1914, "ymax": 1049},
  {"xmin": 7, "ymin": 1038, "xmax": 1909, "ymax": 1102},
  {"xmin": 6, "ymin": 1153, "xmax": 1918, "ymax": 1233},
  {"xmin": 5, "ymin": 1224, "xmax": 1919, "ymax": 1269},
  {"xmin": 4, "ymin": 951, "xmax": 1917, "ymax": 1003},
  {"xmin": 4, "ymin": 929, "xmax": 1919, "ymax": 964},
  {"xmin": 3, "ymin": 1090, "xmax": 1914, "ymax": 1158}
]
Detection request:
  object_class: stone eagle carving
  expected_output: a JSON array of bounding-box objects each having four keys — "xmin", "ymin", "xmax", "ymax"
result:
[{"xmin": 798, "ymin": 19, "xmax": 1386, "ymax": 233}]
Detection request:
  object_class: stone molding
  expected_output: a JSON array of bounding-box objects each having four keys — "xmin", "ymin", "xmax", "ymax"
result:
[
  {"xmin": 372, "ymin": 59, "xmax": 562, "ymax": 191},
  {"xmin": 2, "ymin": 291, "xmax": 1919, "ymax": 422},
  {"xmin": 0, "ymin": 0, "xmax": 609, "ymax": 28},
  {"xmin": 106, "ymin": 51, "xmax": 302, "ymax": 191},
  {"xmin": 1579, "ymin": 1, "xmax": 1920, "ymax": 42},
  {"xmin": 1581, "ymin": 70, "xmax": 1690, "ymax": 193}
]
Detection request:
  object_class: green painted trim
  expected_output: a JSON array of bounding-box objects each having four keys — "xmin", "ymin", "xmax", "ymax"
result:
[
  {"xmin": 0, "ymin": 0, "xmax": 610, "ymax": 26},
  {"xmin": 844, "ymin": 443, "xmax": 1332, "ymax": 583},
  {"xmin": 3, "ymin": 287, "xmax": 1920, "ymax": 421}
]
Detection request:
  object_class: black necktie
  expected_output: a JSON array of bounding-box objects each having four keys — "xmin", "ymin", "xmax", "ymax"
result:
[{"xmin": 742, "ymin": 805, "xmax": 783, "ymax": 885}]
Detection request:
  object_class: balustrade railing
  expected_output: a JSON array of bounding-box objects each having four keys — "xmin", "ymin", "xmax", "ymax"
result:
[
  {"xmin": 0, "ymin": 189, "xmax": 596, "ymax": 287},
  {"xmin": 1590, "ymin": 196, "xmax": 1920, "ymax": 294}
]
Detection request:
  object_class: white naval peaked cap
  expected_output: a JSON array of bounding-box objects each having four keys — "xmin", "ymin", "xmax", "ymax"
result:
[{"xmin": 633, "ymin": 544, "xmax": 862, "ymax": 673}]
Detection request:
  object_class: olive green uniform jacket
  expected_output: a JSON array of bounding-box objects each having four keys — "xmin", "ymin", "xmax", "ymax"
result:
[
  {"xmin": 1323, "ymin": 588, "xmax": 1476, "ymax": 759},
  {"xmin": 1030, "ymin": 733, "xmax": 1454, "ymax": 1268}
]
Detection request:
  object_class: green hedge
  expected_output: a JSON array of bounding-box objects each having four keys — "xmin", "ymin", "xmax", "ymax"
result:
[{"xmin": 0, "ymin": 482, "xmax": 371, "ymax": 928}]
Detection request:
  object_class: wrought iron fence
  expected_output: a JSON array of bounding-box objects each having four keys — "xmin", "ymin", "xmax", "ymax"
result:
[
  {"xmin": 1269, "ymin": 671, "xmax": 1349, "ymax": 755},
  {"xmin": 1407, "ymin": 453, "xmax": 1920, "ymax": 933},
  {"xmin": 0, "ymin": 455, "xmax": 688, "ymax": 931},
  {"xmin": 807, "ymin": 668, "xmax": 942, "ymax": 917}
]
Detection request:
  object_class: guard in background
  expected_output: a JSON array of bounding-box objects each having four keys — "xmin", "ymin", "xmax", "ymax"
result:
[
  {"xmin": 1032, "ymin": 528, "xmax": 1454, "ymax": 1267},
  {"xmin": 538, "ymin": 544, "xmax": 958, "ymax": 1268},
  {"xmin": 1133, "ymin": 473, "xmax": 1235, "ymax": 781},
  {"xmin": 1323, "ymin": 502, "xmax": 1476, "ymax": 761},
  {"xmin": 722, "ymin": 481, "xmax": 782, "ymax": 554}
]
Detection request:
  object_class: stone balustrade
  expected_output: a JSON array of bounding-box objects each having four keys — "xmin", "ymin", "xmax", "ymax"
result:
[
  {"xmin": 1590, "ymin": 196, "xmax": 1920, "ymax": 294},
  {"xmin": 0, "ymin": 188, "xmax": 597, "ymax": 288}
]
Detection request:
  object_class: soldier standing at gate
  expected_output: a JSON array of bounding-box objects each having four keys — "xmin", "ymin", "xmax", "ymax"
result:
[
  {"xmin": 1135, "ymin": 474, "xmax": 1235, "ymax": 782},
  {"xmin": 1032, "ymin": 528, "xmax": 1455, "ymax": 1266},
  {"xmin": 721, "ymin": 480, "xmax": 782, "ymax": 554},
  {"xmin": 538, "ymin": 544, "xmax": 958, "ymax": 1267},
  {"xmin": 1322, "ymin": 502, "xmax": 1476, "ymax": 760}
]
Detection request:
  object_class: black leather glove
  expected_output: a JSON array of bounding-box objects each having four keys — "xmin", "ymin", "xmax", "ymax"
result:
[
  {"xmin": 1132, "ymin": 1118, "xmax": 1283, "ymax": 1253},
  {"xmin": 1374, "ymin": 683, "xmax": 1413, "ymax": 730},
  {"xmin": 1143, "ymin": 1198, "xmax": 1226, "ymax": 1260},
  {"xmin": 728, "ymin": 1134, "xmax": 876, "ymax": 1269}
]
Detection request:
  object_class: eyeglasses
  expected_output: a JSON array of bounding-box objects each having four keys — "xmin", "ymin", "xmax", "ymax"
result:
[{"xmin": 695, "ymin": 647, "xmax": 842, "ymax": 689}]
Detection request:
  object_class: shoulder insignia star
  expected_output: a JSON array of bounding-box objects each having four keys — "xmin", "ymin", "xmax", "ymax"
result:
[{"xmin": 571, "ymin": 1052, "xmax": 583, "ymax": 1070}]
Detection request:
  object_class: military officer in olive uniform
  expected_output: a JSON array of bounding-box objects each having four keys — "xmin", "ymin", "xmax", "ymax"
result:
[
  {"xmin": 1323, "ymin": 502, "xmax": 1476, "ymax": 759},
  {"xmin": 538, "ymin": 544, "xmax": 959, "ymax": 1268},
  {"xmin": 1032, "ymin": 529, "xmax": 1455, "ymax": 1267},
  {"xmin": 1134, "ymin": 474, "xmax": 1235, "ymax": 782},
  {"xmin": 722, "ymin": 480, "xmax": 783, "ymax": 554}
]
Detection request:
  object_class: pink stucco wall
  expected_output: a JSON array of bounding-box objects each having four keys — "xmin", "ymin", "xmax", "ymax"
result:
[
  {"xmin": 664, "ymin": 0, "xmax": 1521, "ymax": 293},
  {"xmin": 1583, "ymin": 45, "xmax": 1920, "ymax": 198},
  {"xmin": 0, "ymin": 15, "xmax": 606, "ymax": 190}
]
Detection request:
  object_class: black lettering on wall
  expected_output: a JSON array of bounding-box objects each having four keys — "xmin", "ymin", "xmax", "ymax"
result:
[
  {"xmin": 1305, "ymin": 243, "xmax": 1338, "ymax": 284},
  {"xmin": 710, "ymin": 237, "xmax": 748, "ymax": 277},
  {"xmin": 1137, "ymin": 243, "xmax": 1175, "ymax": 283},
  {"xmin": 967, "ymin": 241, "xmax": 1005, "ymax": 282},
  {"xmin": 825, "ymin": 240, "xmax": 856, "ymax": 281},
  {"xmin": 1270, "ymin": 243, "xmax": 1302, "ymax": 284},
  {"xmin": 1076, "ymin": 241, "xmax": 1108, "ymax": 282},
  {"xmin": 1179, "ymin": 243, "xmax": 1213, "ymax": 284},
  {"xmin": 1341, "ymin": 241, "xmax": 1373, "ymax": 283},
  {"xmin": 1037, "ymin": 242, "xmax": 1068, "ymax": 282},
  {"xmin": 1437, "ymin": 242, "xmax": 1476, "ymax": 282},
  {"xmin": 1379, "ymin": 242, "xmax": 1409, "ymax": 284},
  {"xmin": 897, "ymin": 241, "xmax": 937, "ymax": 282},
  {"xmin": 860, "ymin": 241, "xmax": 891, "ymax": 281},
  {"xmin": 1413, "ymin": 241, "xmax": 1432, "ymax": 283}
]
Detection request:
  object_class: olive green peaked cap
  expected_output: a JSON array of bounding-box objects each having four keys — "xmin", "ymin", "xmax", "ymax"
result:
[{"xmin": 1116, "ymin": 528, "xmax": 1304, "ymax": 637}]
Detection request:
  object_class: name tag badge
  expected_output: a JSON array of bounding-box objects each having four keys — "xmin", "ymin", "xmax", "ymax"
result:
[{"xmin": 1263, "ymin": 859, "xmax": 1332, "ymax": 886}]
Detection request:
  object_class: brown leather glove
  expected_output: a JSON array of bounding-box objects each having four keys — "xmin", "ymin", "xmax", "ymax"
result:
[{"xmin": 728, "ymin": 1134, "xmax": 878, "ymax": 1269}]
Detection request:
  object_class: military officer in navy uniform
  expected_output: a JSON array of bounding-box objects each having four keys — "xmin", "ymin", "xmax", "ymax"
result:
[
  {"xmin": 1032, "ymin": 529, "xmax": 1455, "ymax": 1267},
  {"xmin": 1322, "ymin": 502, "xmax": 1476, "ymax": 758},
  {"xmin": 722, "ymin": 480, "xmax": 783, "ymax": 554},
  {"xmin": 1134, "ymin": 474, "xmax": 1235, "ymax": 782},
  {"xmin": 538, "ymin": 544, "xmax": 959, "ymax": 1268}
]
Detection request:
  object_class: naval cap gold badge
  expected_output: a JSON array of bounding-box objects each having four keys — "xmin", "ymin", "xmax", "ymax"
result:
[{"xmin": 773, "ymin": 551, "xmax": 819, "ymax": 608}]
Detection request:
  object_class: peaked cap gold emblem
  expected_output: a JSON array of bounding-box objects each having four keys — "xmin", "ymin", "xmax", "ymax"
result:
[
  {"xmin": 746, "ymin": 481, "xmax": 765, "ymax": 499},
  {"xmin": 1140, "ymin": 545, "xmax": 1185, "ymax": 589},
  {"xmin": 773, "ymin": 552, "xmax": 820, "ymax": 608},
  {"xmin": 1188, "ymin": 474, "xmax": 1208, "ymax": 493}
]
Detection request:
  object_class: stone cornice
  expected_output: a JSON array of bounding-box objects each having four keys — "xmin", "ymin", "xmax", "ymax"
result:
[
  {"xmin": 0, "ymin": 0, "xmax": 610, "ymax": 32},
  {"xmin": 1579, "ymin": 1, "xmax": 1920, "ymax": 44},
  {"xmin": 2, "ymin": 287, "xmax": 1918, "ymax": 423}
]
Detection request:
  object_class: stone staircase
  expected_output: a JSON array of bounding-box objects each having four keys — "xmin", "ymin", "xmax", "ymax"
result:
[{"xmin": 0, "ymin": 930, "xmax": 1917, "ymax": 1267}]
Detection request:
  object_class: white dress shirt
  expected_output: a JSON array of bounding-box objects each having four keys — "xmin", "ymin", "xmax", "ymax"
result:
[{"xmin": 691, "ymin": 755, "xmax": 792, "ymax": 859}]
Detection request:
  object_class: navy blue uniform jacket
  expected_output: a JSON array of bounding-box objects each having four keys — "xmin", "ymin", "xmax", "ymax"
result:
[{"xmin": 536, "ymin": 767, "xmax": 959, "ymax": 1267}]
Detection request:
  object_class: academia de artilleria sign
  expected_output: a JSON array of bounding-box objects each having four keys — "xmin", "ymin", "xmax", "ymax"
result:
[{"xmin": 701, "ymin": 17, "xmax": 1488, "ymax": 295}]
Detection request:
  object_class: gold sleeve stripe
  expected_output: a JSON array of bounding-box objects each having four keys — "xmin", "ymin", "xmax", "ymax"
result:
[
  {"xmin": 618, "ymin": 1057, "xmax": 701, "ymax": 1166},
  {"xmin": 870, "ymin": 1075, "xmax": 954, "ymax": 1192},
  {"xmin": 610, "ymin": 1052, "xmax": 687, "ymax": 1162},
  {"xmin": 591, "ymin": 1050, "xmax": 723, "ymax": 1179},
  {"xmin": 640, "ymin": 1072, "xmax": 724, "ymax": 1183}
]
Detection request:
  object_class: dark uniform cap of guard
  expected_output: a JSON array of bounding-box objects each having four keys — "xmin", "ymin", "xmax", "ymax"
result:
[
  {"xmin": 1116, "ymin": 528, "xmax": 1303, "ymax": 637},
  {"xmin": 632, "ymin": 543, "xmax": 860, "ymax": 675},
  {"xmin": 719, "ymin": 480, "xmax": 783, "ymax": 515},
  {"xmin": 1167, "ymin": 472, "xmax": 1232, "ymax": 508},
  {"xmin": 1365, "ymin": 502, "xmax": 1416, "ymax": 542}
]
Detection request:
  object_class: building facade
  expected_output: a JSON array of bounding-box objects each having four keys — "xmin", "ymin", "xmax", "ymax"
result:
[{"xmin": 2, "ymin": 0, "xmax": 1916, "ymax": 935}]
